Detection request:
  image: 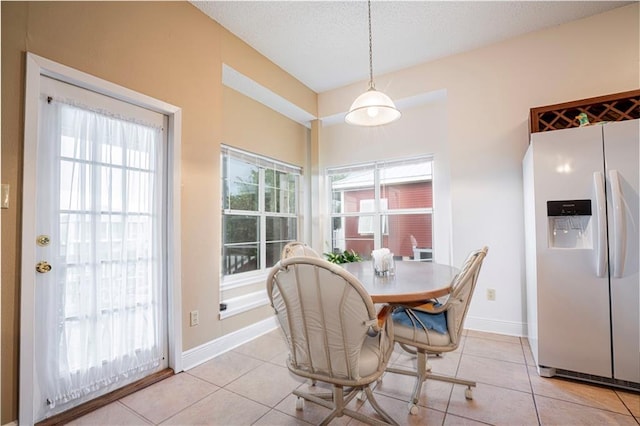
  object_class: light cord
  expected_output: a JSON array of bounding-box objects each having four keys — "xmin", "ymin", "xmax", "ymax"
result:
[{"xmin": 368, "ymin": 0, "xmax": 375, "ymax": 90}]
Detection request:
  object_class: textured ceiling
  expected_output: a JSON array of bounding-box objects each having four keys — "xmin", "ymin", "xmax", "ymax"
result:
[{"xmin": 191, "ymin": 1, "xmax": 631, "ymax": 93}]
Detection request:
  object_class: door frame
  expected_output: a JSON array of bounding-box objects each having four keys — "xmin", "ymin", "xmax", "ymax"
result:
[{"xmin": 19, "ymin": 52, "xmax": 183, "ymax": 425}]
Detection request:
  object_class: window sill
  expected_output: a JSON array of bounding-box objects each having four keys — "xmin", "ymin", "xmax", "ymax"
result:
[
  {"xmin": 221, "ymin": 270, "xmax": 269, "ymax": 291},
  {"xmin": 219, "ymin": 289, "xmax": 270, "ymax": 320}
]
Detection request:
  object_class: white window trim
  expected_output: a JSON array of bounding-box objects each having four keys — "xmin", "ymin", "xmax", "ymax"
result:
[
  {"xmin": 20, "ymin": 53, "xmax": 183, "ymax": 426},
  {"xmin": 358, "ymin": 198, "xmax": 389, "ymax": 235},
  {"xmin": 220, "ymin": 145, "xmax": 301, "ymax": 287},
  {"xmin": 326, "ymin": 156, "xmax": 433, "ymax": 251}
]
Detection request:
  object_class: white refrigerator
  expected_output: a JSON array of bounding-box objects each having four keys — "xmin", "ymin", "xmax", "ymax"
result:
[{"xmin": 523, "ymin": 119, "xmax": 639, "ymax": 389}]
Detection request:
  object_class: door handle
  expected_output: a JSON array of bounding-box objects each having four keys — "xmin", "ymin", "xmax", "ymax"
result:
[
  {"xmin": 593, "ymin": 172, "xmax": 607, "ymax": 277},
  {"xmin": 36, "ymin": 261, "xmax": 52, "ymax": 273},
  {"xmin": 609, "ymin": 170, "xmax": 626, "ymax": 278}
]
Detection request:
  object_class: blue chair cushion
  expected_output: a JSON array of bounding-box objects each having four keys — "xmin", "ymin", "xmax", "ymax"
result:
[{"xmin": 392, "ymin": 304, "xmax": 448, "ymax": 334}]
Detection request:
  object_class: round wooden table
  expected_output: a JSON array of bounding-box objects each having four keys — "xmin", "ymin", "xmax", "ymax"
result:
[{"xmin": 342, "ymin": 260, "xmax": 458, "ymax": 303}]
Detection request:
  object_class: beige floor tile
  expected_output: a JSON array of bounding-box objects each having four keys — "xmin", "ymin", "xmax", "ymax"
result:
[
  {"xmin": 457, "ymin": 354, "xmax": 531, "ymax": 392},
  {"xmin": 528, "ymin": 366, "xmax": 631, "ymax": 415},
  {"xmin": 273, "ymin": 393, "xmax": 352, "ymax": 425},
  {"xmin": 120, "ymin": 373, "xmax": 218, "ymax": 424},
  {"xmin": 443, "ymin": 412, "xmax": 494, "ymax": 425},
  {"xmin": 391, "ymin": 349, "xmax": 461, "ymax": 377},
  {"xmin": 616, "ymin": 390, "xmax": 640, "ymax": 417},
  {"xmin": 64, "ymin": 328, "xmax": 640, "ymax": 425},
  {"xmin": 232, "ymin": 332, "xmax": 289, "ymax": 362},
  {"xmin": 465, "ymin": 330, "xmax": 521, "ymax": 345},
  {"xmin": 66, "ymin": 402, "xmax": 151, "ymax": 425},
  {"xmin": 521, "ymin": 339, "xmax": 536, "ymax": 366},
  {"xmin": 252, "ymin": 408, "xmax": 313, "ymax": 425},
  {"xmin": 187, "ymin": 350, "xmax": 264, "ymax": 387},
  {"xmin": 264, "ymin": 327, "xmax": 286, "ymax": 341},
  {"xmin": 463, "ymin": 336, "xmax": 526, "ymax": 364},
  {"xmin": 225, "ymin": 361, "xmax": 305, "ymax": 407},
  {"xmin": 375, "ymin": 369, "xmax": 453, "ymax": 412},
  {"xmin": 268, "ymin": 348, "xmax": 291, "ymax": 367},
  {"xmin": 535, "ymin": 394, "xmax": 638, "ymax": 425},
  {"xmin": 352, "ymin": 391, "xmax": 446, "ymax": 426},
  {"xmin": 160, "ymin": 388, "xmax": 269, "ymax": 425},
  {"xmin": 446, "ymin": 383, "xmax": 538, "ymax": 426}
]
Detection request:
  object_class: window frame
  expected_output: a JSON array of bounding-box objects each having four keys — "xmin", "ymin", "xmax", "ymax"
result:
[
  {"xmin": 220, "ymin": 145, "xmax": 302, "ymax": 289},
  {"xmin": 326, "ymin": 156, "xmax": 433, "ymax": 257}
]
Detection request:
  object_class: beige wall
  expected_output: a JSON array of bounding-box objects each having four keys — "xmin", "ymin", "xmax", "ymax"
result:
[
  {"xmin": 0, "ymin": 2, "xmax": 314, "ymax": 422},
  {"xmin": 318, "ymin": 4, "xmax": 639, "ymax": 334}
]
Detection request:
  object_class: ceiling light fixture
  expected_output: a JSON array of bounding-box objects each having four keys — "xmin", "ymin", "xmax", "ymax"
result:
[{"xmin": 345, "ymin": 0, "xmax": 401, "ymax": 127}]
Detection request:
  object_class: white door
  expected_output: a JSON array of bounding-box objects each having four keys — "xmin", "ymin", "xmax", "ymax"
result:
[
  {"xmin": 604, "ymin": 119, "xmax": 640, "ymax": 384},
  {"xmin": 30, "ymin": 76, "xmax": 168, "ymax": 421}
]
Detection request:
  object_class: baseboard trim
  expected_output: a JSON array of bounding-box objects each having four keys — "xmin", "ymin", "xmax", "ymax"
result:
[
  {"xmin": 182, "ymin": 316, "xmax": 279, "ymax": 371},
  {"xmin": 464, "ymin": 315, "xmax": 526, "ymax": 337}
]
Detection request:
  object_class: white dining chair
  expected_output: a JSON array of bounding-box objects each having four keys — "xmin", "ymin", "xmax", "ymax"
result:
[{"xmin": 386, "ymin": 246, "xmax": 488, "ymax": 414}]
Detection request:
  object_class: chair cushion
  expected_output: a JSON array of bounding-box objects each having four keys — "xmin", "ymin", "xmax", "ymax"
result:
[
  {"xmin": 393, "ymin": 321, "xmax": 455, "ymax": 351},
  {"xmin": 392, "ymin": 309, "xmax": 452, "ymax": 347},
  {"xmin": 392, "ymin": 306, "xmax": 448, "ymax": 334}
]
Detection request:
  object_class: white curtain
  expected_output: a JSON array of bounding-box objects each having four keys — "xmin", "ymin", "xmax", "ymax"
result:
[{"xmin": 35, "ymin": 96, "xmax": 165, "ymax": 417}]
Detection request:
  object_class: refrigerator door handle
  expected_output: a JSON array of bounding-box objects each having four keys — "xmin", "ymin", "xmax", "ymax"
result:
[
  {"xmin": 609, "ymin": 170, "xmax": 626, "ymax": 278},
  {"xmin": 593, "ymin": 172, "xmax": 607, "ymax": 277}
]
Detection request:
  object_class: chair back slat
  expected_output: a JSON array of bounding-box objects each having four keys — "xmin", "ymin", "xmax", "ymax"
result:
[
  {"xmin": 267, "ymin": 257, "xmax": 381, "ymax": 382},
  {"xmin": 445, "ymin": 247, "xmax": 488, "ymax": 343}
]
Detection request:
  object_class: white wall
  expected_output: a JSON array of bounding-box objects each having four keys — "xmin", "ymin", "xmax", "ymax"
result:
[
  {"xmin": 317, "ymin": 4, "xmax": 639, "ymax": 336},
  {"xmin": 319, "ymin": 92, "xmax": 453, "ymax": 266}
]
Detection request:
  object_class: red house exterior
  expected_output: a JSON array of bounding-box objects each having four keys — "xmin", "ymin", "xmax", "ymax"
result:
[{"xmin": 336, "ymin": 181, "xmax": 433, "ymax": 259}]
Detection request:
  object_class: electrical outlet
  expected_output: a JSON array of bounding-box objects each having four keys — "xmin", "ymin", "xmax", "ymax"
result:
[
  {"xmin": 190, "ymin": 310, "xmax": 199, "ymax": 327},
  {"xmin": 486, "ymin": 288, "xmax": 496, "ymax": 301}
]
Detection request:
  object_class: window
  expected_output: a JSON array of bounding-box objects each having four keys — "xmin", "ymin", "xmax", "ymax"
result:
[
  {"xmin": 221, "ymin": 145, "xmax": 301, "ymax": 278},
  {"xmin": 327, "ymin": 156, "xmax": 433, "ymax": 261}
]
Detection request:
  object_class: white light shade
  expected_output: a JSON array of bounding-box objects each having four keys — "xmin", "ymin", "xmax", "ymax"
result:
[{"xmin": 345, "ymin": 88, "xmax": 401, "ymax": 126}]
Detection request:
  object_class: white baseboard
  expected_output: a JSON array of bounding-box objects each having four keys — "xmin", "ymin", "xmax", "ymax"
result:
[
  {"xmin": 464, "ymin": 315, "xmax": 527, "ymax": 337},
  {"xmin": 181, "ymin": 316, "xmax": 279, "ymax": 371},
  {"xmin": 179, "ymin": 314, "xmax": 525, "ymax": 373}
]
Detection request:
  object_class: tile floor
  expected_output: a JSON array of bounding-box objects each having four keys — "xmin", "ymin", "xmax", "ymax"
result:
[{"xmin": 69, "ymin": 329, "xmax": 640, "ymax": 425}]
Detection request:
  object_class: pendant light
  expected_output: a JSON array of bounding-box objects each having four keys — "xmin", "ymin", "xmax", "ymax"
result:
[{"xmin": 345, "ymin": 0, "xmax": 401, "ymax": 127}]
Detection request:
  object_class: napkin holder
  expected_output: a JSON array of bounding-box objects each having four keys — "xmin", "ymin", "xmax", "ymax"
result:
[{"xmin": 372, "ymin": 249, "xmax": 395, "ymax": 276}]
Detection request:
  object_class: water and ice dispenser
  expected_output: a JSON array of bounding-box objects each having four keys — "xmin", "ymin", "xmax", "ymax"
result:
[{"xmin": 547, "ymin": 200, "xmax": 593, "ymax": 249}]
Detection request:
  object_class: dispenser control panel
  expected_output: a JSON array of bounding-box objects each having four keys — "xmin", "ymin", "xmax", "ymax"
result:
[{"xmin": 547, "ymin": 200, "xmax": 591, "ymax": 216}]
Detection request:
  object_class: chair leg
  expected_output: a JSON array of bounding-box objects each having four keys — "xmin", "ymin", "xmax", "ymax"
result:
[
  {"xmin": 386, "ymin": 349, "xmax": 428, "ymax": 413},
  {"xmin": 409, "ymin": 349, "xmax": 428, "ymax": 412},
  {"xmin": 422, "ymin": 371, "xmax": 476, "ymax": 399},
  {"xmin": 386, "ymin": 348, "xmax": 476, "ymax": 414},
  {"xmin": 293, "ymin": 384, "xmax": 398, "ymax": 426},
  {"xmin": 363, "ymin": 385, "xmax": 398, "ymax": 425},
  {"xmin": 318, "ymin": 386, "xmax": 343, "ymax": 426}
]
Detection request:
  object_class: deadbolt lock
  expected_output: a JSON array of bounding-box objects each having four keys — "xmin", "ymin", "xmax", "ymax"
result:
[
  {"xmin": 37, "ymin": 235, "xmax": 51, "ymax": 246},
  {"xmin": 36, "ymin": 261, "xmax": 52, "ymax": 273}
]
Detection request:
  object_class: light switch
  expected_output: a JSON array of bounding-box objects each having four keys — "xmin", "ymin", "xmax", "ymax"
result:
[{"xmin": 1, "ymin": 184, "xmax": 9, "ymax": 209}]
